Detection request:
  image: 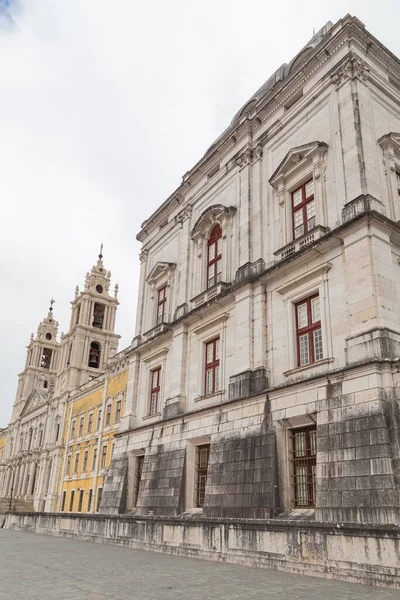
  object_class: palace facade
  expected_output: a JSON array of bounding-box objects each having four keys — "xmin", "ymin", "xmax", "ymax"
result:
[{"xmin": 1, "ymin": 15, "xmax": 400, "ymax": 529}]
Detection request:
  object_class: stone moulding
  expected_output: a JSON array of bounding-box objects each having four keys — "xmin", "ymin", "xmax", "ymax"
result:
[{"xmin": 5, "ymin": 512, "xmax": 400, "ymax": 589}]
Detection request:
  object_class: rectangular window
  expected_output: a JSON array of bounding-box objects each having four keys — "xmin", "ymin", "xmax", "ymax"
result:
[
  {"xmin": 71, "ymin": 420, "xmax": 76, "ymax": 440},
  {"xmin": 157, "ymin": 286, "xmax": 167, "ymax": 325},
  {"xmin": 149, "ymin": 368, "xmax": 161, "ymax": 415},
  {"xmin": 105, "ymin": 404, "xmax": 112, "ymax": 427},
  {"xmin": 66, "ymin": 454, "xmax": 71, "ymax": 476},
  {"xmin": 295, "ymin": 294, "xmax": 323, "ymax": 367},
  {"xmin": 96, "ymin": 487, "xmax": 103, "ymax": 512},
  {"xmin": 61, "ymin": 490, "xmax": 67, "ymax": 512},
  {"xmin": 290, "ymin": 425, "xmax": 317, "ymax": 508},
  {"xmin": 82, "ymin": 450, "xmax": 88, "ymax": 473},
  {"xmin": 69, "ymin": 490, "xmax": 75, "ymax": 512},
  {"xmin": 397, "ymin": 171, "xmax": 400, "ymax": 196},
  {"xmin": 291, "ymin": 179, "xmax": 315, "ymax": 239},
  {"xmin": 87, "ymin": 413, "xmax": 93, "ymax": 434},
  {"xmin": 205, "ymin": 338, "xmax": 220, "ymax": 395},
  {"xmin": 79, "ymin": 416, "xmax": 84, "ymax": 437},
  {"xmin": 41, "ymin": 347, "xmax": 53, "ymax": 369},
  {"xmin": 92, "ymin": 303, "xmax": 105, "ymax": 329},
  {"xmin": 97, "ymin": 409, "xmax": 102, "ymax": 431},
  {"xmin": 77, "ymin": 489, "xmax": 84, "ymax": 512},
  {"xmin": 87, "ymin": 488, "xmax": 93, "ymax": 512},
  {"xmin": 207, "ymin": 225, "xmax": 222, "ymax": 289},
  {"xmin": 101, "ymin": 445, "xmax": 107, "ymax": 469},
  {"xmin": 115, "ymin": 400, "xmax": 121, "ymax": 423},
  {"xmin": 133, "ymin": 455, "xmax": 144, "ymax": 507},
  {"xmin": 92, "ymin": 447, "xmax": 97, "ymax": 471},
  {"xmin": 55, "ymin": 423, "xmax": 60, "ymax": 443},
  {"xmin": 195, "ymin": 444, "xmax": 210, "ymax": 507},
  {"xmin": 74, "ymin": 451, "xmax": 80, "ymax": 474}
]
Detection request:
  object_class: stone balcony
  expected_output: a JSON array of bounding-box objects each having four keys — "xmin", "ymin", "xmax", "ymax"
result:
[
  {"xmin": 190, "ymin": 281, "xmax": 231, "ymax": 309},
  {"xmin": 274, "ymin": 225, "xmax": 327, "ymax": 261}
]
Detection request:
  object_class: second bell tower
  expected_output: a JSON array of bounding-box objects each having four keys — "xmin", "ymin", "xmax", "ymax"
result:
[{"xmin": 58, "ymin": 248, "xmax": 120, "ymax": 393}]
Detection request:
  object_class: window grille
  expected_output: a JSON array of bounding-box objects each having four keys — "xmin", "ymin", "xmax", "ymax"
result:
[
  {"xmin": 134, "ymin": 455, "xmax": 144, "ymax": 507},
  {"xmin": 290, "ymin": 425, "xmax": 316, "ymax": 508},
  {"xmin": 195, "ymin": 444, "xmax": 210, "ymax": 507}
]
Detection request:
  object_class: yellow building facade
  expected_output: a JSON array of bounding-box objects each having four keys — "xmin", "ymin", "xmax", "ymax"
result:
[
  {"xmin": 57, "ymin": 357, "xmax": 128, "ymax": 515},
  {"xmin": 0, "ymin": 430, "xmax": 7, "ymax": 463}
]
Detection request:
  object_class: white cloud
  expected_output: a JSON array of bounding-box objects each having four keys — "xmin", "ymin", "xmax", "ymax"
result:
[{"xmin": 1, "ymin": 0, "xmax": 400, "ymax": 426}]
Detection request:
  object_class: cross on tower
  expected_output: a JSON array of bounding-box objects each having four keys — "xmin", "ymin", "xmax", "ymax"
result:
[
  {"xmin": 49, "ymin": 298, "xmax": 55, "ymax": 313},
  {"xmin": 99, "ymin": 243, "xmax": 103, "ymax": 260}
]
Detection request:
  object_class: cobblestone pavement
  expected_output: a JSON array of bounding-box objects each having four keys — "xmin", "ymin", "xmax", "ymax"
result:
[{"xmin": 1, "ymin": 529, "xmax": 399, "ymax": 600}]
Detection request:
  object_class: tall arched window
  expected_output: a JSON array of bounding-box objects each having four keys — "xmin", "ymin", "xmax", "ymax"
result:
[
  {"xmin": 88, "ymin": 342, "xmax": 101, "ymax": 369},
  {"xmin": 207, "ymin": 224, "xmax": 222, "ymax": 289}
]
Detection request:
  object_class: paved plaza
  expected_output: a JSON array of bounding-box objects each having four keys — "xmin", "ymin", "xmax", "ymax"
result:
[{"xmin": 0, "ymin": 529, "xmax": 399, "ymax": 600}]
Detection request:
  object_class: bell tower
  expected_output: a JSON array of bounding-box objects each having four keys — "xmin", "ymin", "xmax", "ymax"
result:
[
  {"xmin": 58, "ymin": 247, "xmax": 120, "ymax": 393},
  {"xmin": 11, "ymin": 302, "xmax": 61, "ymax": 421}
]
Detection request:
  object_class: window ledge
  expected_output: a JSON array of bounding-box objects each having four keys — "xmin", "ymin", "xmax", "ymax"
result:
[
  {"xmin": 283, "ymin": 357, "xmax": 334, "ymax": 377},
  {"xmin": 194, "ymin": 390, "xmax": 225, "ymax": 403},
  {"xmin": 142, "ymin": 412, "xmax": 162, "ymax": 421},
  {"xmin": 274, "ymin": 225, "xmax": 328, "ymax": 260}
]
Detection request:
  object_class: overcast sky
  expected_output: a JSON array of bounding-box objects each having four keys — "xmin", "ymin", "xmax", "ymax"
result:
[{"xmin": 1, "ymin": 0, "xmax": 400, "ymax": 427}]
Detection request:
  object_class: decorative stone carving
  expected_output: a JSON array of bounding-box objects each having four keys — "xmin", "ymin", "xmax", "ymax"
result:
[{"xmin": 331, "ymin": 55, "xmax": 370, "ymax": 89}]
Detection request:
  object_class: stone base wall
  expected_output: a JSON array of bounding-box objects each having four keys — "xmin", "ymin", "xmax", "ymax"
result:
[
  {"xmin": 316, "ymin": 384, "xmax": 400, "ymax": 523},
  {"xmin": 4, "ymin": 511, "xmax": 400, "ymax": 589},
  {"xmin": 204, "ymin": 423, "xmax": 279, "ymax": 519}
]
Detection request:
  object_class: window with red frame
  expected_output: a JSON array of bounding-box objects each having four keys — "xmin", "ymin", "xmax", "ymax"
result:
[
  {"xmin": 295, "ymin": 295, "xmax": 323, "ymax": 367},
  {"xmin": 150, "ymin": 368, "xmax": 161, "ymax": 415},
  {"xmin": 157, "ymin": 286, "xmax": 167, "ymax": 324},
  {"xmin": 205, "ymin": 338, "xmax": 220, "ymax": 395},
  {"xmin": 292, "ymin": 180, "xmax": 315, "ymax": 239},
  {"xmin": 207, "ymin": 224, "xmax": 222, "ymax": 289}
]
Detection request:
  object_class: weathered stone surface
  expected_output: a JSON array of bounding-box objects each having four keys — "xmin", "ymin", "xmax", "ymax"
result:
[{"xmin": 5, "ymin": 512, "xmax": 400, "ymax": 589}]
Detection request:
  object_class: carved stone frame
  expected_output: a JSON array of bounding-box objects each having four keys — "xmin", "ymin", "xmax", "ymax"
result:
[
  {"xmin": 378, "ymin": 132, "xmax": 400, "ymax": 222},
  {"xmin": 269, "ymin": 141, "xmax": 328, "ymax": 250},
  {"xmin": 190, "ymin": 204, "xmax": 237, "ymax": 298}
]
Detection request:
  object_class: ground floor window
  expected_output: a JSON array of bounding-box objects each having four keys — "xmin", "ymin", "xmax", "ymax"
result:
[
  {"xmin": 87, "ymin": 488, "xmax": 93, "ymax": 512},
  {"xmin": 290, "ymin": 425, "xmax": 316, "ymax": 508},
  {"xmin": 96, "ymin": 487, "xmax": 103, "ymax": 512},
  {"xmin": 133, "ymin": 455, "xmax": 144, "ymax": 507},
  {"xmin": 61, "ymin": 490, "xmax": 67, "ymax": 512},
  {"xmin": 77, "ymin": 489, "xmax": 84, "ymax": 512},
  {"xmin": 69, "ymin": 490, "xmax": 75, "ymax": 512},
  {"xmin": 195, "ymin": 444, "xmax": 210, "ymax": 507}
]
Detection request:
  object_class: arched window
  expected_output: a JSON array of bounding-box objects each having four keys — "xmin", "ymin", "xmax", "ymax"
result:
[
  {"xmin": 88, "ymin": 342, "xmax": 101, "ymax": 369},
  {"xmin": 43, "ymin": 380, "xmax": 48, "ymax": 389},
  {"xmin": 207, "ymin": 224, "xmax": 222, "ymax": 289}
]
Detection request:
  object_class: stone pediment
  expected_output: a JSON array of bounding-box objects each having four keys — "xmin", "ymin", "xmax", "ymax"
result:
[
  {"xmin": 378, "ymin": 132, "xmax": 400, "ymax": 153},
  {"xmin": 146, "ymin": 262, "xmax": 176, "ymax": 285},
  {"xmin": 21, "ymin": 389, "xmax": 49, "ymax": 417},
  {"xmin": 190, "ymin": 205, "xmax": 237, "ymax": 242},
  {"xmin": 269, "ymin": 141, "xmax": 328, "ymax": 188}
]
